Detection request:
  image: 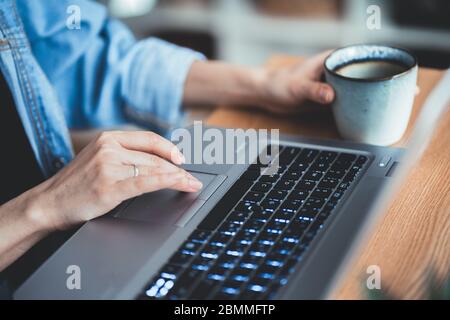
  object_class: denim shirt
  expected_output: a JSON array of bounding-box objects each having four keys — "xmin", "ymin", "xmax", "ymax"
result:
[{"xmin": 0, "ymin": 0, "xmax": 204, "ymax": 177}]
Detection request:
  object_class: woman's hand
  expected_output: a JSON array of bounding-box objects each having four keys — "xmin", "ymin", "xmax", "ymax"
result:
[
  {"xmin": 30, "ymin": 131, "xmax": 202, "ymax": 231},
  {"xmin": 257, "ymin": 51, "xmax": 335, "ymax": 114}
]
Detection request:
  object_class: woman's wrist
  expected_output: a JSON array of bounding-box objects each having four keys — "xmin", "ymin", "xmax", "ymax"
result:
[
  {"xmin": 217, "ymin": 64, "xmax": 281, "ymax": 112},
  {"xmin": 246, "ymin": 66, "xmax": 272, "ymax": 107},
  {"xmin": 184, "ymin": 60, "xmax": 271, "ymax": 109},
  {"xmin": 0, "ymin": 185, "xmax": 54, "ymax": 270},
  {"xmin": 246, "ymin": 66, "xmax": 296, "ymax": 113},
  {"xmin": 21, "ymin": 184, "xmax": 55, "ymax": 235}
]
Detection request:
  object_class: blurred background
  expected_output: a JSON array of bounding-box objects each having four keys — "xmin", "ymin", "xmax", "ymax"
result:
[
  {"xmin": 72, "ymin": 0, "xmax": 450, "ymax": 150},
  {"xmin": 98, "ymin": 0, "xmax": 450, "ymax": 69}
]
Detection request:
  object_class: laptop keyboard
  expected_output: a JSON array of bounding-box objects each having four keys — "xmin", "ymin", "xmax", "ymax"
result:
[{"xmin": 138, "ymin": 146, "xmax": 368, "ymax": 300}]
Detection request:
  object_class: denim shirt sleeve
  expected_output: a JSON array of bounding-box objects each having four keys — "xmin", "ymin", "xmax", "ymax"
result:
[{"xmin": 16, "ymin": 0, "xmax": 205, "ymax": 135}]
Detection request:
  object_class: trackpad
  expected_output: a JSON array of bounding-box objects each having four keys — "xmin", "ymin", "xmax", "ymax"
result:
[{"xmin": 115, "ymin": 172, "xmax": 226, "ymax": 227}]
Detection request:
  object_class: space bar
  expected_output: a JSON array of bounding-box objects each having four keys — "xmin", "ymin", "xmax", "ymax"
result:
[{"xmin": 197, "ymin": 179, "xmax": 253, "ymax": 231}]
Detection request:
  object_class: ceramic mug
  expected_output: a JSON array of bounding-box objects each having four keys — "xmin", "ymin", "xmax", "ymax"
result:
[{"xmin": 324, "ymin": 45, "xmax": 418, "ymax": 146}]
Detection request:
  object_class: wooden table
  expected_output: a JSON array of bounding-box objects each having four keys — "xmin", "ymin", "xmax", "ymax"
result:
[{"xmin": 207, "ymin": 56, "xmax": 450, "ymax": 299}]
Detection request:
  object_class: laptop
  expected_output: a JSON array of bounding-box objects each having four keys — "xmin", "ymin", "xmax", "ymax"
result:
[{"xmin": 15, "ymin": 71, "xmax": 450, "ymax": 300}]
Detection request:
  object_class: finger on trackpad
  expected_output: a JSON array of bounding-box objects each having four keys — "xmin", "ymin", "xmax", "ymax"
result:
[{"xmin": 115, "ymin": 172, "xmax": 225, "ymax": 227}]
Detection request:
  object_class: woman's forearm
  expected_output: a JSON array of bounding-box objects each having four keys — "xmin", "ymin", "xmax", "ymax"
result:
[
  {"xmin": 0, "ymin": 188, "xmax": 49, "ymax": 271},
  {"xmin": 182, "ymin": 54, "xmax": 334, "ymax": 113},
  {"xmin": 183, "ymin": 60, "xmax": 268, "ymax": 108}
]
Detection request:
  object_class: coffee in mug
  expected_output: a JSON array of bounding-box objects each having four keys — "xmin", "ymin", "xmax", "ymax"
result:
[{"xmin": 334, "ymin": 60, "xmax": 409, "ymax": 80}]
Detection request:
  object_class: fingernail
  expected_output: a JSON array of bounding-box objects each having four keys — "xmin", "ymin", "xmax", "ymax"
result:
[
  {"xmin": 186, "ymin": 172, "xmax": 199, "ymax": 181},
  {"xmin": 188, "ymin": 178, "xmax": 203, "ymax": 190},
  {"xmin": 178, "ymin": 152, "xmax": 186, "ymax": 164},
  {"xmin": 320, "ymin": 87, "xmax": 332, "ymax": 103},
  {"xmin": 171, "ymin": 147, "xmax": 185, "ymax": 165}
]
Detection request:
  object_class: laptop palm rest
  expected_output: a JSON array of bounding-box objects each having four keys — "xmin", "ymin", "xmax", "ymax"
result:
[{"xmin": 114, "ymin": 172, "xmax": 226, "ymax": 227}]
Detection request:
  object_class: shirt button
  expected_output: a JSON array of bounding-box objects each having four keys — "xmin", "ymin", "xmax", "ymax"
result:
[{"xmin": 53, "ymin": 157, "xmax": 66, "ymax": 170}]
